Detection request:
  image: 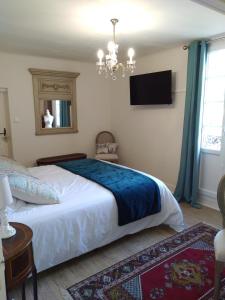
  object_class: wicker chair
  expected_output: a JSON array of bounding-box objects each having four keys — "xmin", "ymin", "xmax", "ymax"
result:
[
  {"xmin": 214, "ymin": 175, "xmax": 225, "ymax": 299},
  {"xmin": 95, "ymin": 131, "xmax": 119, "ymax": 163}
]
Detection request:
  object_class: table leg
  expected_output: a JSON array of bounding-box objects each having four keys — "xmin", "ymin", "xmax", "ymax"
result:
[
  {"xmin": 32, "ymin": 266, "xmax": 38, "ymax": 300},
  {"xmin": 22, "ymin": 281, "xmax": 26, "ymax": 300}
]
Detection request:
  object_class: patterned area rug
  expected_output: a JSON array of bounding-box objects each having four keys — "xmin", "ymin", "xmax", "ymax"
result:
[{"xmin": 66, "ymin": 223, "xmax": 224, "ymax": 300}]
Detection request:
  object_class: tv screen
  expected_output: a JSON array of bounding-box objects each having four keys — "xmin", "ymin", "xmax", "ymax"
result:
[{"xmin": 130, "ymin": 70, "xmax": 172, "ymax": 105}]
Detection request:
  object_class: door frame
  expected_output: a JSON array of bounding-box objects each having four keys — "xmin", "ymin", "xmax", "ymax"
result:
[{"xmin": 0, "ymin": 88, "xmax": 13, "ymax": 158}]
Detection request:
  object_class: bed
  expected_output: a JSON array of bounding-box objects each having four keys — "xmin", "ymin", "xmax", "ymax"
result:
[{"xmin": 8, "ymin": 162, "xmax": 184, "ymax": 273}]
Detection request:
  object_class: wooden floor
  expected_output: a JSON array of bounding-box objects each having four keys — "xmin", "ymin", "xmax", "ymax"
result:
[{"xmin": 9, "ymin": 203, "xmax": 221, "ymax": 300}]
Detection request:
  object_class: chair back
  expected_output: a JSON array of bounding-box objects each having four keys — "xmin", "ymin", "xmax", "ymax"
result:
[
  {"xmin": 217, "ymin": 175, "xmax": 225, "ymax": 228},
  {"xmin": 96, "ymin": 131, "xmax": 115, "ymax": 144}
]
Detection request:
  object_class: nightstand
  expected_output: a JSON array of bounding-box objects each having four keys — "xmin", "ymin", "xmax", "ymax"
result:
[
  {"xmin": 36, "ymin": 152, "xmax": 87, "ymax": 166},
  {"xmin": 3, "ymin": 222, "xmax": 38, "ymax": 300}
]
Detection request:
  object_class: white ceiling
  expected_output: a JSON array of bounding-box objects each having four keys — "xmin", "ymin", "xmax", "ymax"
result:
[{"xmin": 0, "ymin": 0, "xmax": 225, "ymax": 62}]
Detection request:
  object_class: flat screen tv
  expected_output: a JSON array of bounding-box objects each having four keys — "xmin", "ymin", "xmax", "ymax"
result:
[{"xmin": 130, "ymin": 70, "xmax": 172, "ymax": 105}]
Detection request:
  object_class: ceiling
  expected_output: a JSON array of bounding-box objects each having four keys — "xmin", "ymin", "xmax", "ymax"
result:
[{"xmin": 0, "ymin": 0, "xmax": 225, "ymax": 62}]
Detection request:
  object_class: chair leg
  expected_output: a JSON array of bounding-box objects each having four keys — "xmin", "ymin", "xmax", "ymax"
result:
[
  {"xmin": 214, "ymin": 260, "xmax": 224, "ymax": 300},
  {"xmin": 22, "ymin": 281, "xmax": 26, "ymax": 300},
  {"xmin": 32, "ymin": 266, "xmax": 38, "ymax": 300}
]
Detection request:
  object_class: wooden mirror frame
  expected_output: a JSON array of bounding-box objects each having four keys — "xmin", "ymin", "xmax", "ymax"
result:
[{"xmin": 29, "ymin": 68, "xmax": 80, "ymax": 135}]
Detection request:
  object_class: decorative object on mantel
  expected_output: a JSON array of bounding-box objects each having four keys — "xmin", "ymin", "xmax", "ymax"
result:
[
  {"xmin": 96, "ymin": 19, "xmax": 136, "ymax": 80},
  {"xmin": 44, "ymin": 109, "xmax": 54, "ymax": 128},
  {"xmin": 0, "ymin": 175, "xmax": 16, "ymax": 239},
  {"xmin": 65, "ymin": 223, "xmax": 220, "ymax": 300},
  {"xmin": 29, "ymin": 68, "xmax": 80, "ymax": 135}
]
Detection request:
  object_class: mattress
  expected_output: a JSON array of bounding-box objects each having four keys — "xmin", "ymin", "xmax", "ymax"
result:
[{"xmin": 8, "ymin": 164, "xmax": 184, "ymax": 273}]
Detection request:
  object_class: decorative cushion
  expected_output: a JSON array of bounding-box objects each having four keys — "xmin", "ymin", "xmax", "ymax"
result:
[
  {"xmin": 9, "ymin": 173, "xmax": 60, "ymax": 205},
  {"xmin": 214, "ymin": 229, "xmax": 225, "ymax": 261},
  {"xmin": 96, "ymin": 143, "xmax": 118, "ymax": 154},
  {"xmin": 96, "ymin": 143, "xmax": 109, "ymax": 154},
  {"xmin": 0, "ymin": 156, "xmax": 30, "ymax": 175},
  {"xmin": 107, "ymin": 143, "xmax": 118, "ymax": 154},
  {"xmin": 95, "ymin": 153, "xmax": 119, "ymax": 161}
]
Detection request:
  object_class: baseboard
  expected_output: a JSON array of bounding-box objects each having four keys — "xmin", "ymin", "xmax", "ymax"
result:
[
  {"xmin": 166, "ymin": 183, "xmax": 219, "ymax": 211},
  {"xmin": 199, "ymin": 188, "xmax": 219, "ymax": 211},
  {"xmin": 166, "ymin": 183, "xmax": 175, "ymax": 192}
]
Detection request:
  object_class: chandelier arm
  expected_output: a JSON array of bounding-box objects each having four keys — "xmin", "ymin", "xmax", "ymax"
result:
[
  {"xmin": 117, "ymin": 63, "xmax": 125, "ymax": 71},
  {"xmin": 111, "ymin": 19, "xmax": 118, "ymax": 44},
  {"xmin": 97, "ymin": 18, "xmax": 135, "ymax": 79}
]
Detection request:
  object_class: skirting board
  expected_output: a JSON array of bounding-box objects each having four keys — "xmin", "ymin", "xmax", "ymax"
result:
[
  {"xmin": 166, "ymin": 182, "xmax": 219, "ymax": 211},
  {"xmin": 166, "ymin": 183, "xmax": 175, "ymax": 192},
  {"xmin": 199, "ymin": 188, "xmax": 219, "ymax": 211}
]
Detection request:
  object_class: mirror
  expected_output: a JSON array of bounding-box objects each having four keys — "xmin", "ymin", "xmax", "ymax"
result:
[
  {"xmin": 29, "ymin": 68, "xmax": 80, "ymax": 135},
  {"xmin": 40, "ymin": 100, "xmax": 72, "ymax": 129}
]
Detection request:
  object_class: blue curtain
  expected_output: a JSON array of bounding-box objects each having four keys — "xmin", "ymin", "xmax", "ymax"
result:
[
  {"xmin": 174, "ymin": 41, "xmax": 208, "ymax": 208},
  {"xmin": 60, "ymin": 101, "xmax": 71, "ymax": 127}
]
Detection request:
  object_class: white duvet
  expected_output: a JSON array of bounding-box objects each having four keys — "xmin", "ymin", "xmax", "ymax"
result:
[{"xmin": 8, "ymin": 164, "xmax": 184, "ymax": 273}]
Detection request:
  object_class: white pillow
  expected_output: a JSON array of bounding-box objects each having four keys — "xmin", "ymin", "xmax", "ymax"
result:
[
  {"xmin": 96, "ymin": 143, "xmax": 109, "ymax": 154},
  {"xmin": 0, "ymin": 156, "xmax": 30, "ymax": 175},
  {"xmin": 9, "ymin": 173, "xmax": 60, "ymax": 205},
  {"xmin": 107, "ymin": 143, "xmax": 118, "ymax": 154}
]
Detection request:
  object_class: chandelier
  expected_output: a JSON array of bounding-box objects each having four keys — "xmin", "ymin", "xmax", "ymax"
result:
[{"xmin": 96, "ymin": 19, "xmax": 136, "ymax": 80}]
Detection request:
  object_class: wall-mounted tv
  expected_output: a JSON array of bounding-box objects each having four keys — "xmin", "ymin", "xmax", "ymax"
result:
[{"xmin": 130, "ymin": 70, "xmax": 172, "ymax": 105}]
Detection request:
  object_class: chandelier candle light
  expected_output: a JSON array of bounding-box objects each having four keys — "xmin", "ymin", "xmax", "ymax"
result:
[{"xmin": 96, "ymin": 19, "xmax": 136, "ymax": 80}]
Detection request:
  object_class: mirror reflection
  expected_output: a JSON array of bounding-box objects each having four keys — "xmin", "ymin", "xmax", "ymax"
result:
[{"xmin": 40, "ymin": 100, "xmax": 72, "ymax": 129}]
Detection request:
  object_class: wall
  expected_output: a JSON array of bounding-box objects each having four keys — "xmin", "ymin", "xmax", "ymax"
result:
[
  {"xmin": 199, "ymin": 151, "xmax": 220, "ymax": 209},
  {"xmin": 109, "ymin": 47, "xmax": 188, "ymax": 189},
  {"xmin": 0, "ymin": 52, "xmax": 111, "ymax": 166},
  {"xmin": 0, "ymin": 48, "xmax": 220, "ymax": 209}
]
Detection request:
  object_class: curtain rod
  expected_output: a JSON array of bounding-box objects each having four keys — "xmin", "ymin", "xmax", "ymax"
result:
[
  {"xmin": 183, "ymin": 34, "xmax": 225, "ymax": 50},
  {"xmin": 210, "ymin": 34, "xmax": 225, "ymax": 42}
]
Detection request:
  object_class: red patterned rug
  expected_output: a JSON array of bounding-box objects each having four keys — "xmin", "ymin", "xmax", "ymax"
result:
[{"xmin": 66, "ymin": 223, "xmax": 224, "ymax": 300}]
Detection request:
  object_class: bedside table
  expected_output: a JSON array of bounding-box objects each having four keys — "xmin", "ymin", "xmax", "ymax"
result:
[
  {"xmin": 3, "ymin": 222, "xmax": 37, "ymax": 300},
  {"xmin": 36, "ymin": 152, "xmax": 87, "ymax": 166}
]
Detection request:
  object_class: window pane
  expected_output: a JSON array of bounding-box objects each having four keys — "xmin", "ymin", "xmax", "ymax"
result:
[
  {"xmin": 204, "ymin": 77, "xmax": 225, "ymax": 102},
  {"xmin": 202, "ymin": 102, "xmax": 224, "ymax": 127},
  {"xmin": 207, "ymin": 49, "xmax": 225, "ymax": 77},
  {"xmin": 201, "ymin": 48, "xmax": 225, "ymax": 151},
  {"xmin": 201, "ymin": 126, "xmax": 222, "ymax": 151}
]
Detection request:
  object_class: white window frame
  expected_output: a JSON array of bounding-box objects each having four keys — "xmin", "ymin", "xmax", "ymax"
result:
[{"xmin": 200, "ymin": 41, "xmax": 225, "ymax": 154}]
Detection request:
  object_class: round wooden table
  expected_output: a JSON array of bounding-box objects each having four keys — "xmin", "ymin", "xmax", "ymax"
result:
[{"xmin": 2, "ymin": 222, "xmax": 38, "ymax": 300}]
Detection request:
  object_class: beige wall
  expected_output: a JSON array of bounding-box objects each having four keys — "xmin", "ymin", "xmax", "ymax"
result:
[
  {"xmin": 109, "ymin": 47, "xmax": 188, "ymax": 188},
  {"xmin": 1, "ymin": 47, "xmax": 219, "ymax": 209},
  {"xmin": 0, "ymin": 47, "xmax": 188, "ymax": 189},
  {"xmin": 0, "ymin": 52, "xmax": 111, "ymax": 166}
]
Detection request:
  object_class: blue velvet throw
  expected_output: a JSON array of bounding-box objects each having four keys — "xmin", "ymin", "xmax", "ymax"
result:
[{"xmin": 57, "ymin": 159, "xmax": 161, "ymax": 226}]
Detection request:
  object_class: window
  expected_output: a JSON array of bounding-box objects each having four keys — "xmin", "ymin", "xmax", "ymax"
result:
[{"xmin": 201, "ymin": 48, "xmax": 225, "ymax": 151}]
